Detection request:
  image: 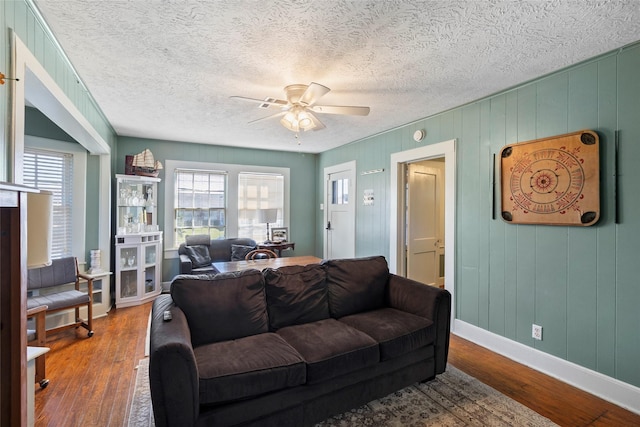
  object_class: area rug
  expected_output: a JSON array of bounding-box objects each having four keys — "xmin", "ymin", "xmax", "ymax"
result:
[
  {"xmin": 128, "ymin": 358, "xmax": 154, "ymax": 427},
  {"xmin": 128, "ymin": 358, "xmax": 557, "ymax": 426}
]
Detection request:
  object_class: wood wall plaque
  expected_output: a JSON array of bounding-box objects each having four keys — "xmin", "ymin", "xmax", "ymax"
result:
[{"xmin": 500, "ymin": 130, "xmax": 599, "ymax": 226}]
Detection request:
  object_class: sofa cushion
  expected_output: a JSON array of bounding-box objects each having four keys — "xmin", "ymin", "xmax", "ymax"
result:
[
  {"xmin": 277, "ymin": 318, "xmax": 379, "ymax": 384},
  {"xmin": 184, "ymin": 245, "xmax": 212, "ymax": 268},
  {"xmin": 323, "ymin": 256, "xmax": 389, "ymax": 318},
  {"xmin": 339, "ymin": 307, "xmax": 435, "ymax": 361},
  {"xmin": 185, "ymin": 234, "xmax": 211, "ymax": 247},
  {"xmin": 231, "ymin": 244, "xmax": 256, "ymax": 261},
  {"xmin": 27, "ymin": 290, "xmax": 90, "ymax": 311},
  {"xmin": 195, "ymin": 333, "xmax": 306, "ymax": 405},
  {"xmin": 263, "ymin": 264, "xmax": 329, "ymax": 330},
  {"xmin": 171, "ymin": 270, "xmax": 268, "ymax": 346}
]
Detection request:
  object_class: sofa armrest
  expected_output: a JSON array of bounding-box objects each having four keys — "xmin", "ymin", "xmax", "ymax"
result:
[
  {"xmin": 179, "ymin": 254, "xmax": 193, "ymax": 274},
  {"xmin": 149, "ymin": 295, "xmax": 199, "ymax": 427},
  {"xmin": 387, "ymin": 274, "xmax": 451, "ymax": 374}
]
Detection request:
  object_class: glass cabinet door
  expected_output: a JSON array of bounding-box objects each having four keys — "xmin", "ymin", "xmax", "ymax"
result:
[
  {"xmin": 118, "ymin": 246, "xmax": 139, "ymax": 299},
  {"xmin": 144, "ymin": 265, "xmax": 156, "ymax": 295},
  {"xmin": 144, "ymin": 244, "xmax": 157, "ymax": 265},
  {"xmin": 143, "ymin": 243, "xmax": 158, "ymax": 295}
]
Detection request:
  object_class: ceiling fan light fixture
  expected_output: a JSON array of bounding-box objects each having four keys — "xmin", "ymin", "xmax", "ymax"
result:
[
  {"xmin": 297, "ymin": 111, "xmax": 313, "ymax": 129},
  {"xmin": 280, "ymin": 106, "xmax": 315, "ymax": 132},
  {"xmin": 233, "ymin": 82, "xmax": 369, "ymax": 136},
  {"xmin": 280, "ymin": 111, "xmax": 299, "ymax": 132}
]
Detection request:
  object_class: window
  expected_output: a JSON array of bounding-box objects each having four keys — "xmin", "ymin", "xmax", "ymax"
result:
[
  {"xmin": 331, "ymin": 178, "xmax": 349, "ymax": 204},
  {"xmin": 23, "ymin": 148, "xmax": 74, "ymax": 259},
  {"xmin": 165, "ymin": 160, "xmax": 290, "ymax": 253},
  {"xmin": 174, "ymin": 169, "xmax": 227, "ymax": 243},
  {"xmin": 238, "ymin": 173, "xmax": 284, "ymax": 241}
]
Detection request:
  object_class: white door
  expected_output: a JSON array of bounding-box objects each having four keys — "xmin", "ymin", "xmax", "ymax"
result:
[
  {"xmin": 406, "ymin": 162, "xmax": 444, "ymax": 286},
  {"xmin": 324, "ymin": 164, "xmax": 356, "ymax": 259}
]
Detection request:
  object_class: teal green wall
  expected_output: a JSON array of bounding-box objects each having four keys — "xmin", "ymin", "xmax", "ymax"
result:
[
  {"xmin": 116, "ymin": 136, "xmax": 318, "ymax": 280},
  {"xmin": 318, "ymin": 43, "xmax": 640, "ymax": 389}
]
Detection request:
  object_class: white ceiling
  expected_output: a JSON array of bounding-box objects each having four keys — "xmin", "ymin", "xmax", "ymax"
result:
[{"xmin": 33, "ymin": 0, "xmax": 640, "ymax": 154}]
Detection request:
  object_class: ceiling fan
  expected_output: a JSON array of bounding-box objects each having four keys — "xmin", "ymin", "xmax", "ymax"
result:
[{"xmin": 231, "ymin": 82, "xmax": 370, "ymax": 133}]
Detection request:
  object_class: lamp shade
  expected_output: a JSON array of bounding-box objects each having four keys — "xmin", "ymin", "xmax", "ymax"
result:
[
  {"xmin": 27, "ymin": 190, "xmax": 53, "ymax": 268},
  {"xmin": 257, "ymin": 208, "xmax": 278, "ymax": 224}
]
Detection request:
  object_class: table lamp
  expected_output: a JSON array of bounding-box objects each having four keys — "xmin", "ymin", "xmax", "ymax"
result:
[
  {"xmin": 27, "ymin": 190, "xmax": 53, "ymax": 268},
  {"xmin": 257, "ymin": 208, "xmax": 278, "ymax": 243}
]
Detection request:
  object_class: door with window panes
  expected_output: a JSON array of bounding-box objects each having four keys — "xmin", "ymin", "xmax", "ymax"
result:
[{"xmin": 326, "ymin": 170, "xmax": 355, "ymax": 259}]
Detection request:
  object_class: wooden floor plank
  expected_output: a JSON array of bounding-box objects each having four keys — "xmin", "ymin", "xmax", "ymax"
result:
[{"xmin": 34, "ymin": 302, "xmax": 640, "ymax": 427}]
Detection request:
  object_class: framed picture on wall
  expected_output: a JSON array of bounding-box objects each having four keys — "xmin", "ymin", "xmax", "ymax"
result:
[{"xmin": 271, "ymin": 227, "xmax": 288, "ymax": 242}]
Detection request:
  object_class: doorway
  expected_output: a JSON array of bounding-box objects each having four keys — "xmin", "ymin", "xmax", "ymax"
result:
[
  {"xmin": 323, "ymin": 161, "xmax": 356, "ymax": 259},
  {"xmin": 390, "ymin": 139, "xmax": 456, "ymax": 321},
  {"xmin": 405, "ymin": 159, "xmax": 445, "ymax": 287}
]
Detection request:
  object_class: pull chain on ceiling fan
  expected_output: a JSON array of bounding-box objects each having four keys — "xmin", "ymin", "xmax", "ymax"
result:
[{"xmin": 231, "ymin": 82, "xmax": 370, "ymax": 134}]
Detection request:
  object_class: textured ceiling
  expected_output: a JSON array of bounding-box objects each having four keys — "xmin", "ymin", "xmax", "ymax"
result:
[{"xmin": 33, "ymin": 0, "xmax": 640, "ymax": 154}]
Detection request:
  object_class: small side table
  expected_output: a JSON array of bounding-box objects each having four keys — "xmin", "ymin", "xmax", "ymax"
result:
[{"xmin": 257, "ymin": 241, "xmax": 295, "ymax": 257}]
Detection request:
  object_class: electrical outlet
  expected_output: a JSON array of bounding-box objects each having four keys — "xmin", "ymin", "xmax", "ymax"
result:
[{"xmin": 532, "ymin": 324, "xmax": 543, "ymax": 341}]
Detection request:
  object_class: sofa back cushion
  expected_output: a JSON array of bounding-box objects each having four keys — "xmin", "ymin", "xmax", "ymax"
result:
[
  {"xmin": 323, "ymin": 256, "xmax": 389, "ymax": 318},
  {"xmin": 171, "ymin": 270, "xmax": 268, "ymax": 346},
  {"xmin": 184, "ymin": 234, "xmax": 211, "ymax": 247},
  {"xmin": 210, "ymin": 238, "xmax": 256, "ymax": 261},
  {"xmin": 263, "ymin": 264, "xmax": 329, "ymax": 330}
]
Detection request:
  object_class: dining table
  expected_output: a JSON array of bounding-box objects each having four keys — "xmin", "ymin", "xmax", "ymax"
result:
[{"xmin": 212, "ymin": 255, "xmax": 322, "ymax": 273}]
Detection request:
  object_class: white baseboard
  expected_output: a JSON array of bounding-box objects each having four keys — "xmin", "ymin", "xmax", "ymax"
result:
[{"xmin": 452, "ymin": 320, "xmax": 640, "ymax": 415}]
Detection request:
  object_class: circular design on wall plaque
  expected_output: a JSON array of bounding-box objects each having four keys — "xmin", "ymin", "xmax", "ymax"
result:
[
  {"xmin": 529, "ymin": 168, "xmax": 559, "ymax": 194},
  {"xmin": 509, "ymin": 148, "xmax": 585, "ymax": 214}
]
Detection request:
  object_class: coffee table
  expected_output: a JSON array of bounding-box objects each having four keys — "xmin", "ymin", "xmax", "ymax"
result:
[{"xmin": 213, "ymin": 255, "xmax": 322, "ymax": 273}]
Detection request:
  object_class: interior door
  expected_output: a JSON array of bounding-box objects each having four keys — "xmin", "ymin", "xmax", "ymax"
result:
[
  {"xmin": 326, "ymin": 169, "xmax": 355, "ymax": 259},
  {"xmin": 406, "ymin": 162, "xmax": 443, "ymax": 286}
]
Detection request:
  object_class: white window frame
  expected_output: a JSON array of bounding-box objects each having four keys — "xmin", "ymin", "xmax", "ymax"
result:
[
  {"xmin": 164, "ymin": 160, "xmax": 290, "ymax": 258},
  {"xmin": 24, "ymin": 135, "xmax": 87, "ymax": 261},
  {"xmin": 174, "ymin": 169, "xmax": 228, "ymax": 242}
]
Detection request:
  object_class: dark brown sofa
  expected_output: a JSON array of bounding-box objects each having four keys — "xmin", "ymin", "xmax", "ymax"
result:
[
  {"xmin": 149, "ymin": 256, "xmax": 451, "ymax": 427},
  {"xmin": 177, "ymin": 235, "xmax": 257, "ymax": 274}
]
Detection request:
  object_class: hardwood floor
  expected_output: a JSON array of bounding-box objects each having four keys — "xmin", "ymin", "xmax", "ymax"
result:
[
  {"xmin": 34, "ymin": 302, "xmax": 150, "ymax": 426},
  {"xmin": 449, "ymin": 336, "xmax": 640, "ymax": 426},
  {"xmin": 34, "ymin": 302, "xmax": 640, "ymax": 426}
]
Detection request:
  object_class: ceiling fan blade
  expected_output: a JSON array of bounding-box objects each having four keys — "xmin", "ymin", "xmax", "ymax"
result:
[
  {"xmin": 298, "ymin": 82, "xmax": 330, "ymax": 106},
  {"xmin": 248, "ymin": 111, "xmax": 286, "ymax": 124},
  {"xmin": 308, "ymin": 112, "xmax": 326, "ymax": 131},
  {"xmin": 230, "ymin": 96, "xmax": 288, "ymax": 108},
  {"xmin": 311, "ymin": 105, "xmax": 370, "ymax": 116}
]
